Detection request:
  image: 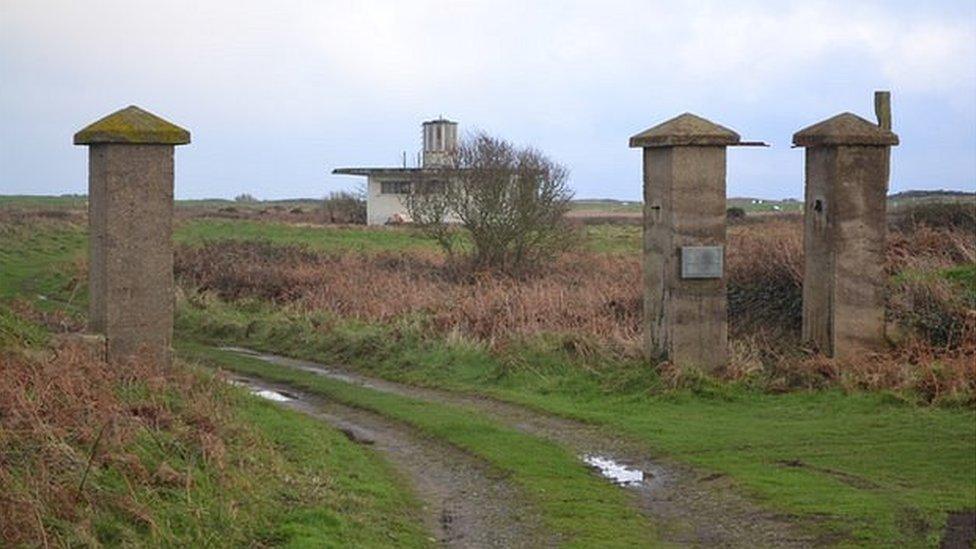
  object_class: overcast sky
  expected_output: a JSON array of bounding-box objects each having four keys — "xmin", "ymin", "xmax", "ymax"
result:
[{"xmin": 2, "ymin": 0, "xmax": 974, "ymax": 200}]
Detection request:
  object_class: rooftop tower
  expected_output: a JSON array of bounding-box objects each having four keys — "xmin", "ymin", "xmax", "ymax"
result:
[{"xmin": 422, "ymin": 118, "xmax": 458, "ymax": 167}]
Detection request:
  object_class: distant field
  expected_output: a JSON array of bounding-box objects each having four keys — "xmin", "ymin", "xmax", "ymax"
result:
[
  {"xmin": 570, "ymin": 198, "xmax": 803, "ymax": 215},
  {"xmin": 727, "ymin": 197, "xmax": 803, "ymax": 213},
  {"xmin": 4, "ymin": 192, "xmax": 969, "ymax": 215},
  {"xmin": 175, "ymin": 218, "xmax": 436, "ymax": 253},
  {"xmin": 570, "ymin": 199, "xmax": 642, "ymax": 213},
  {"xmin": 0, "ymin": 195, "xmax": 321, "ymax": 211},
  {"xmin": 0, "ymin": 194, "xmax": 87, "ymax": 209},
  {"xmin": 889, "ymin": 193, "xmax": 976, "ymax": 210}
]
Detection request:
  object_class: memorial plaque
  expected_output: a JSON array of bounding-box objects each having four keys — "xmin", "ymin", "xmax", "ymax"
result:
[{"xmin": 681, "ymin": 246, "xmax": 723, "ymax": 279}]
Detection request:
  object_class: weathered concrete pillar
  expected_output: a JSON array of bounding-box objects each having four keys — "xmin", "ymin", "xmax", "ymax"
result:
[
  {"xmin": 793, "ymin": 111, "xmax": 898, "ymax": 358},
  {"xmin": 629, "ymin": 113, "xmax": 742, "ymax": 370},
  {"xmin": 74, "ymin": 106, "xmax": 190, "ymax": 366}
]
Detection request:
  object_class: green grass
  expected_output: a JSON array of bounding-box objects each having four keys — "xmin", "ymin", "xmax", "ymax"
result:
[
  {"xmin": 175, "ymin": 219, "xmax": 438, "ymax": 253},
  {"xmin": 91, "ymin": 385, "xmax": 428, "ymax": 547},
  {"xmin": 217, "ymin": 390, "xmax": 430, "ymax": 547},
  {"xmin": 583, "ymin": 224, "xmax": 641, "ymax": 254},
  {"xmin": 181, "ymin": 342, "xmax": 656, "ymax": 547},
  {"xmin": 176, "ymin": 299, "xmax": 976, "ymax": 547},
  {"xmin": 0, "ymin": 217, "xmax": 87, "ymax": 303},
  {"xmin": 0, "ymin": 194, "xmax": 87, "ymax": 209},
  {"xmin": 0, "ymin": 304, "xmax": 50, "ymax": 348},
  {"xmin": 942, "ymin": 264, "xmax": 976, "ymax": 298}
]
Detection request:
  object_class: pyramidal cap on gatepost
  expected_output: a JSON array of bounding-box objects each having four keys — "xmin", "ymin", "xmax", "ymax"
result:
[
  {"xmin": 628, "ymin": 113, "xmax": 741, "ymax": 148},
  {"xmin": 74, "ymin": 105, "xmax": 191, "ymax": 145}
]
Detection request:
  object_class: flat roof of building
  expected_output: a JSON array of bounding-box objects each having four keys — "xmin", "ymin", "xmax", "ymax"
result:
[{"xmin": 332, "ymin": 167, "xmax": 426, "ymax": 177}]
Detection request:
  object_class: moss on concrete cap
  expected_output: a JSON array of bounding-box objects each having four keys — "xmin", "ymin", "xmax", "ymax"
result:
[
  {"xmin": 793, "ymin": 112, "xmax": 898, "ymax": 147},
  {"xmin": 629, "ymin": 113, "xmax": 740, "ymax": 148},
  {"xmin": 74, "ymin": 105, "xmax": 190, "ymax": 145}
]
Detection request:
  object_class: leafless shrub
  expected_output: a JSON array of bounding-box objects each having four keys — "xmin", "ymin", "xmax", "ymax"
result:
[
  {"xmin": 405, "ymin": 174, "xmax": 460, "ymax": 257},
  {"xmin": 321, "ymin": 189, "xmax": 366, "ymax": 225},
  {"xmin": 406, "ymin": 132, "xmax": 575, "ymax": 275}
]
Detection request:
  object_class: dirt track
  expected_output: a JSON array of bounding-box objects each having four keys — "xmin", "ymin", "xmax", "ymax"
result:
[
  {"xmin": 231, "ymin": 372, "xmax": 554, "ymax": 547},
  {"xmin": 222, "ymin": 347, "xmax": 818, "ymax": 547}
]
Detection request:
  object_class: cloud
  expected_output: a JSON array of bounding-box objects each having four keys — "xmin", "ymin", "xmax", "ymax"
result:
[{"xmin": 1, "ymin": 0, "xmax": 973, "ymax": 198}]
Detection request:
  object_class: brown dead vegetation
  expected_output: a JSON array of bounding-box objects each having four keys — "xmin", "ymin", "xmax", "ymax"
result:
[
  {"xmin": 0, "ymin": 343, "xmax": 230, "ymax": 545},
  {"xmin": 175, "ymin": 215, "xmax": 975, "ymax": 400}
]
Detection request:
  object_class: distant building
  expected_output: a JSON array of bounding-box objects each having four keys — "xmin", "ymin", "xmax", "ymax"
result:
[{"xmin": 334, "ymin": 118, "xmax": 458, "ymax": 226}]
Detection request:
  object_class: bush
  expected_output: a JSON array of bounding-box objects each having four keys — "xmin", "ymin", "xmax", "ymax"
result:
[
  {"xmin": 726, "ymin": 221, "xmax": 803, "ymax": 338},
  {"xmin": 175, "ymin": 240, "xmax": 323, "ymax": 301},
  {"xmin": 889, "ymin": 201, "xmax": 976, "ymax": 233},
  {"xmin": 890, "ymin": 272, "xmax": 976, "ymax": 348},
  {"xmin": 234, "ymin": 193, "xmax": 258, "ymax": 203},
  {"xmin": 321, "ymin": 191, "xmax": 366, "ymax": 225},
  {"xmin": 726, "ymin": 207, "xmax": 746, "ymax": 221},
  {"xmin": 406, "ymin": 132, "xmax": 575, "ymax": 275}
]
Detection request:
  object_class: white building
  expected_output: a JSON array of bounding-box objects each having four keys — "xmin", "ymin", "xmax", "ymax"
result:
[{"xmin": 334, "ymin": 118, "xmax": 458, "ymax": 226}]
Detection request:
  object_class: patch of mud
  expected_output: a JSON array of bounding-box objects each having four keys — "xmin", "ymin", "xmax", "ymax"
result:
[
  {"xmin": 227, "ymin": 372, "xmax": 553, "ymax": 548},
  {"xmin": 220, "ymin": 347, "xmax": 820, "ymax": 547},
  {"xmin": 776, "ymin": 459, "xmax": 881, "ymax": 490},
  {"xmin": 940, "ymin": 510, "xmax": 976, "ymax": 549}
]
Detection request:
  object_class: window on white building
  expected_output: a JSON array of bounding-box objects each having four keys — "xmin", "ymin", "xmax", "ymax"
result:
[{"xmin": 380, "ymin": 181, "xmax": 412, "ymax": 194}]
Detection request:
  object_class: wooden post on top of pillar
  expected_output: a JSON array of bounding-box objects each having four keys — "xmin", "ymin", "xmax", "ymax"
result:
[{"xmin": 793, "ymin": 93, "xmax": 899, "ymax": 359}]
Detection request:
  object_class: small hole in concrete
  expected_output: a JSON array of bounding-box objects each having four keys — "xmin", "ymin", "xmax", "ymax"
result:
[{"xmin": 814, "ymin": 199, "xmax": 823, "ymax": 213}]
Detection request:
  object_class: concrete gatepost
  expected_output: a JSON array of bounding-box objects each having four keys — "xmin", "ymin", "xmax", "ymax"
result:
[
  {"xmin": 74, "ymin": 106, "xmax": 190, "ymax": 366},
  {"xmin": 793, "ymin": 102, "xmax": 898, "ymax": 358},
  {"xmin": 629, "ymin": 113, "xmax": 745, "ymax": 371}
]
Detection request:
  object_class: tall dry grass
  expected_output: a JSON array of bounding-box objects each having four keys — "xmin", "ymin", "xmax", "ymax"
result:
[
  {"xmin": 176, "ymin": 241, "xmax": 643, "ymax": 346},
  {"xmin": 175, "ymin": 220, "xmax": 972, "ymax": 346},
  {"xmin": 0, "ymin": 344, "xmax": 230, "ymax": 545},
  {"xmin": 174, "ymin": 216, "xmax": 975, "ymax": 399}
]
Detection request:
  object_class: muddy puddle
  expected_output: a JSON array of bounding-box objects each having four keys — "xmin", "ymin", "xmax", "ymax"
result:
[
  {"xmin": 582, "ymin": 455, "xmax": 645, "ymax": 487},
  {"xmin": 228, "ymin": 378, "xmax": 296, "ymax": 402}
]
